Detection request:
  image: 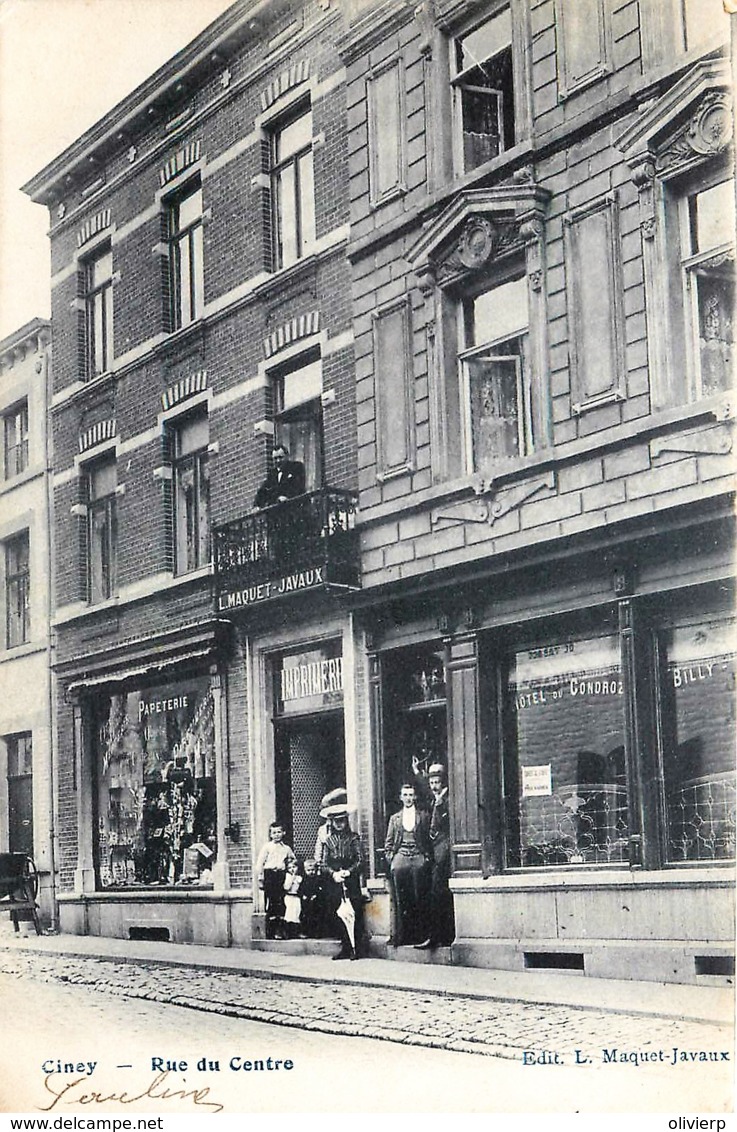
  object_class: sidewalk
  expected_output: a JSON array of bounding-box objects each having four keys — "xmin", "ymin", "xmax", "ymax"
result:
[{"xmin": 1, "ymin": 927, "xmax": 732, "ymax": 1026}]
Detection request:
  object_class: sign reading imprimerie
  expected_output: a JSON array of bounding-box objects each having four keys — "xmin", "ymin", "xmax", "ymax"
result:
[{"xmin": 217, "ymin": 566, "xmax": 325, "ymax": 610}]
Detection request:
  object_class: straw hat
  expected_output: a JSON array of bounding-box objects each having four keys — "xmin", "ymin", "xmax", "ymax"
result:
[
  {"xmin": 428, "ymin": 763, "xmax": 446, "ymax": 778},
  {"xmin": 319, "ymin": 787, "xmax": 350, "ymax": 818}
]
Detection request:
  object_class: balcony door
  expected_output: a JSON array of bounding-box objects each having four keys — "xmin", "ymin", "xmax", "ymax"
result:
[{"xmin": 274, "ymin": 353, "xmax": 324, "ymax": 492}]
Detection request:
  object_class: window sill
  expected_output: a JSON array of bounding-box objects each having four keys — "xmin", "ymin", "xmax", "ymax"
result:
[
  {"xmin": 0, "ymin": 640, "xmax": 48, "ymax": 664},
  {"xmin": 0, "ymin": 464, "xmax": 45, "ymax": 495},
  {"xmin": 357, "ymin": 393, "xmax": 733, "ymax": 528},
  {"xmin": 449, "ymin": 865, "xmax": 734, "ymax": 892},
  {"xmin": 54, "ymin": 566, "xmax": 213, "ymax": 627}
]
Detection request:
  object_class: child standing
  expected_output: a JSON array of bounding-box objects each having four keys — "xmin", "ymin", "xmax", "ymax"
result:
[{"xmin": 256, "ymin": 821, "xmax": 297, "ymax": 939}]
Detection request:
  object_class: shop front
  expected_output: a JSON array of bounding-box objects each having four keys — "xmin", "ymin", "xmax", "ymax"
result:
[
  {"xmin": 54, "ymin": 619, "xmax": 249, "ymax": 946},
  {"xmin": 364, "ymin": 516, "xmax": 735, "ymax": 983}
]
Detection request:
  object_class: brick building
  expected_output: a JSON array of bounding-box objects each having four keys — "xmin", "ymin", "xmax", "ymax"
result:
[
  {"xmin": 23, "ymin": 0, "xmax": 360, "ymax": 946},
  {"xmin": 335, "ymin": 0, "xmax": 735, "ymax": 982},
  {"xmin": 0, "ymin": 318, "xmax": 55, "ymax": 926},
  {"xmin": 22, "ymin": 0, "xmax": 735, "ymax": 982}
]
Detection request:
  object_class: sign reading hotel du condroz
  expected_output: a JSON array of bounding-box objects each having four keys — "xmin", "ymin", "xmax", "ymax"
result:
[{"xmin": 217, "ymin": 565, "xmax": 326, "ymax": 611}]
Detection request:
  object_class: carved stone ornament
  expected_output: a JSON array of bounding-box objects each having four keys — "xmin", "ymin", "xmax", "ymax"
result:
[
  {"xmin": 435, "ymin": 216, "xmax": 520, "ymax": 286},
  {"xmin": 432, "ymin": 471, "xmax": 556, "ymax": 529},
  {"xmin": 656, "ymin": 93, "xmax": 733, "ymax": 173},
  {"xmin": 456, "ymin": 217, "xmax": 498, "ymax": 269}
]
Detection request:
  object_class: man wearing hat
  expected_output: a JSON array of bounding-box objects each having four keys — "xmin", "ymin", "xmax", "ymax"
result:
[
  {"xmin": 416, "ymin": 763, "xmax": 455, "ymax": 950},
  {"xmin": 316, "ymin": 788, "xmax": 366, "ymax": 960}
]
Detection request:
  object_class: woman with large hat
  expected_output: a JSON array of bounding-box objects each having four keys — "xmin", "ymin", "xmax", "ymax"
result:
[{"xmin": 316, "ymin": 788, "xmax": 366, "ymax": 960}]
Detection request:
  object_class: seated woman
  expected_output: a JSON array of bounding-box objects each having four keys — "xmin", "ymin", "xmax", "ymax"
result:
[{"xmin": 384, "ymin": 783, "xmax": 431, "ymax": 947}]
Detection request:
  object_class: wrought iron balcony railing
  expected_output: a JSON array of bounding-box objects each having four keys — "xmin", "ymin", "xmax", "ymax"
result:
[{"xmin": 213, "ymin": 487, "xmax": 359, "ymax": 613}]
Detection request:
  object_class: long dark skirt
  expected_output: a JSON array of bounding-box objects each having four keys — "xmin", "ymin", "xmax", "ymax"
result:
[{"xmin": 389, "ymin": 852, "xmax": 430, "ymax": 946}]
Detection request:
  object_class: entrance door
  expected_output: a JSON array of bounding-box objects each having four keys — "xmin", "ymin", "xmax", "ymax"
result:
[
  {"xmin": 8, "ymin": 732, "xmax": 33, "ymax": 857},
  {"xmin": 274, "ymin": 713, "xmax": 345, "ymax": 859}
]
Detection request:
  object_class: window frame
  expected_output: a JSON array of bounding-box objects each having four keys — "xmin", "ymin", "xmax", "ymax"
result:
[
  {"xmin": 3, "ymin": 400, "xmax": 29, "ymax": 481},
  {"xmin": 86, "ymin": 458, "xmax": 118, "ymax": 605},
  {"xmin": 678, "ymin": 178, "xmax": 735, "ymax": 403},
  {"xmin": 270, "ymin": 100, "xmax": 315, "ymax": 270},
  {"xmin": 270, "ymin": 349, "xmax": 324, "ymax": 492},
  {"xmin": 166, "ymin": 179, "xmax": 204, "ymax": 331},
  {"xmin": 5, "ymin": 530, "xmax": 30, "ymax": 648},
  {"xmin": 171, "ymin": 411, "xmax": 211, "ymax": 575},
  {"xmin": 450, "ymin": 4, "xmax": 516, "ymax": 176},
  {"xmin": 84, "ymin": 242, "xmax": 114, "ymax": 379},
  {"xmin": 457, "ymin": 272, "xmax": 532, "ymax": 474}
]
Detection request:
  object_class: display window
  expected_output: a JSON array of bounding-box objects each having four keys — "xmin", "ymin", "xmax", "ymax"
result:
[
  {"xmin": 659, "ymin": 616, "xmax": 736, "ymax": 862},
  {"xmin": 504, "ymin": 631, "xmax": 629, "ymax": 868},
  {"xmin": 93, "ymin": 677, "xmax": 216, "ymax": 888},
  {"xmin": 380, "ymin": 644, "xmax": 447, "ymax": 820}
]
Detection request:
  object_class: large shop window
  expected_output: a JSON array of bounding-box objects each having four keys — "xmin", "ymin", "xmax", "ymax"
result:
[
  {"xmin": 94, "ymin": 678, "xmax": 216, "ymax": 888},
  {"xmin": 660, "ymin": 617, "xmax": 736, "ymax": 863},
  {"xmin": 381, "ymin": 645, "xmax": 447, "ymax": 820},
  {"xmin": 452, "ymin": 6, "xmax": 515, "ymax": 173},
  {"xmin": 460, "ymin": 275, "xmax": 530, "ymax": 472},
  {"xmin": 505, "ymin": 631, "xmax": 628, "ymax": 868}
]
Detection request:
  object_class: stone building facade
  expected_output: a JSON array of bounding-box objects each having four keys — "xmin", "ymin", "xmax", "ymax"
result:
[
  {"xmin": 23, "ymin": 0, "xmax": 735, "ymax": 982},
  {"xmin": 0, "ymin": 318, "xmax": 55, "ymax": 926}
]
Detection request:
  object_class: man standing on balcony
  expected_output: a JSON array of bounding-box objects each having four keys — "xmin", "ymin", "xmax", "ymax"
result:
[{"xmin": 254, "ymin": 444, "xmax": 305, "ymax": 509}]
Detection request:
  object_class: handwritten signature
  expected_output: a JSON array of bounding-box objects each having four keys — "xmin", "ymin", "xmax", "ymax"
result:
[{"xmin": 38, "ymin": 1070, "xmax": 224, "ymax": 1113}]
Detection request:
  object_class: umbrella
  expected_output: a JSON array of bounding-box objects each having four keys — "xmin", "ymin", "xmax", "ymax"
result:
[{"xmin": 335, "ymin": 883, "xmax": 356, "ymax": 953}]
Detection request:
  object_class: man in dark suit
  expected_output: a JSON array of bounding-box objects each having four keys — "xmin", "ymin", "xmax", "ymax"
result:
[
  {"xmin": 254, "ymin": 444, "xmax": 306, "ymax": 509},
  {"xmin": 384, "ymin": 783, "xmax": 431, "ymax": 947}
]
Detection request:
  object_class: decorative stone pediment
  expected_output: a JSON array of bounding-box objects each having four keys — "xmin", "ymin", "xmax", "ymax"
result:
[
  {"xmin": 616, "ymin": 59, "xmax": 732, "ymax": 180},
  {"xmin": 407, "ymin": 185, "xmax": 550, "ymax": 291}
]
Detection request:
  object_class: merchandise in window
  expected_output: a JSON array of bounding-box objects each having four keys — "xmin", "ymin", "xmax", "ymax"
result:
[
  {"xmin": 452, "ymin": 8, "xmax": 515, "ymax": 173},
  {"xmin": 85, "ymin": 246, "xmax": 113, "ymax": 378},
  {"xmin": 167, "ymin": 181, "xmax": 204, "ymax": 329},
  {"xmin": 460, "ymin": 276, "xmax": 530, "ymax": 471},
  {"xmin": 173, "ymin": 414, "xmax": 210, "ymax": 573},
  {"xmin": 381, "ymin": 645, "xmax": 447, "ymax": 824},
  {"xmin": 87, "ymin": 460, "xmax": 117, "ymax": 603},
  {"xmin": 660, "ymin": 618, "xmax": 736, "ymax": 862},
  {"xmin": 93, "ymin": 679, "xmax": 217, "ymax": 888},
  {"xmin": 7, "ymin": 732, "xmax": 33, "ymax": 856},
  {"xmin": 505, "ymin": 633, "xmax": 629, "ymax": 868},
  {"xmin": 5, "ymin": 531, "xmax": 30, "ymax": 647},
  {"xmin": 682, "ymin": 180, "xmax": 735, "ymax": 400},
  {"xmin": 271, "ymin": 105, "xmax": 315, "ymax": 268}
]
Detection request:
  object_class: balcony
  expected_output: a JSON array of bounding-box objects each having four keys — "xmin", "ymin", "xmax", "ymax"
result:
[{"xmin": 213, "ymin": 487, "xmax": 359, "ymax": 613}]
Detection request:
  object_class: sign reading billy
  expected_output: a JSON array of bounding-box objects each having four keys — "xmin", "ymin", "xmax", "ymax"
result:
[{"xmin": 93, "ymin": 678, "xmax": 216, "ymax": 888}]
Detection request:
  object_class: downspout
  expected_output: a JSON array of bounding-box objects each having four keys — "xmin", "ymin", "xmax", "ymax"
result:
[{"xmin": 43, "ymin": 330, "xmax": 59, "ymax": 931}]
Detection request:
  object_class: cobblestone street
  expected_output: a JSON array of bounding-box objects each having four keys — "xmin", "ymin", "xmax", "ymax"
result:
[{"xmin": 0, "ymin": 945, "xmax": 731, "ymax": 1065}]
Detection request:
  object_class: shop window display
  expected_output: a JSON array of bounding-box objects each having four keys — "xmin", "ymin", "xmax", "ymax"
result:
[
  {"xmin": 381, "ymin": 645, "xmax": 447, "ymax": 817},
  {"xmin": 94, "ymin": 678, "xmax": 216, "ymax": 887},
  {"xmin": 506, "ymin": 633, "xmax": 629, "ymax": 868},
  {"xmin": 660, "ymin": 617, "xmax": 736, "ymax": 862}
]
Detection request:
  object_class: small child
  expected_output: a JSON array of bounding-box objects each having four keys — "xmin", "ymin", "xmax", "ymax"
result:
[
  {"xmin": 255, "ymin": 821, "xmax": 297, "ymax": 940},
  {"xmin": 299, "ymin": 858, "xmax": 326, "ymax": 938},
  {"xmin": 283, "ymin": 861, "xmax": 303, "ymax": 939}
]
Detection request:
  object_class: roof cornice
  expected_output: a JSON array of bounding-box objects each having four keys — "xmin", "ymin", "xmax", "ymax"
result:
[{"xmin": 22, "ymin": 0, "xmax": 289, "ymax": 205}]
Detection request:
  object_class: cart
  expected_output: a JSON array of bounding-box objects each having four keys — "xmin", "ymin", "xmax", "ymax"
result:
[{"xmin": 0, "ymin": 853, "xmax": 41, "ymax": 935}]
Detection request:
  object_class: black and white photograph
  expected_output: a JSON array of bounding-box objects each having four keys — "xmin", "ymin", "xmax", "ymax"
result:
[{"xmin": 0, "ymin": 0, "xmax": 734, "ymax": 1121}]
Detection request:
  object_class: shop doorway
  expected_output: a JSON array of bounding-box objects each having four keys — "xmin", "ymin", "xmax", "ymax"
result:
[{"xmin": 274, "ymin": 712, "xmax": 345, "ymax": 860}]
